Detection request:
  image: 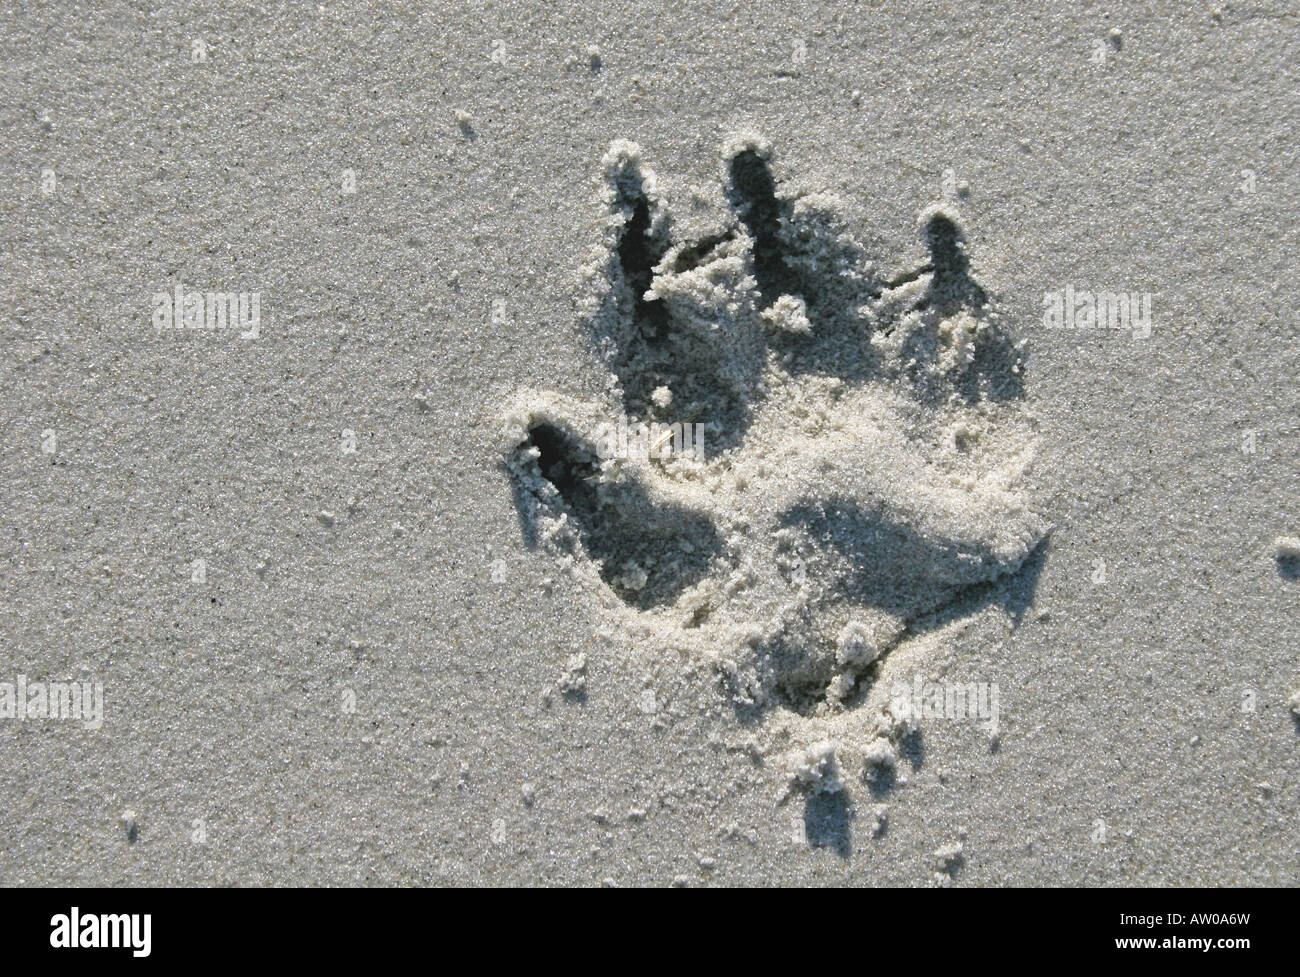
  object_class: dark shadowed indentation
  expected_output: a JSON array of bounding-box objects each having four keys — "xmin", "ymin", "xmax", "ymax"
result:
[
  {"xmin": 922, "ymin": 213, "xmax": 986, "ymax": 314},
  {"xmin": 865, "ymin": 761, "xmax": 895, "ymax": 798},
  {"xmin": 727, "ymin": 149, "xmax": 799, "ymax": 305},
  {"xmin": 804, "ymin": 791, "xmax": 852, "ymax": 857},
  {"xmin": 964, "ymin": 323, "xmax": 1026, "ymax": 402},
  {"xmin": 748, "ymin": 625, "xmax": 834, "ymax": 716},
  {"xmin": 600, "ymin": 182, "xmax": 757, "ymax": 452},
  {"xmin": 782, "ymin": 498, "xmax": 1047, "ymax": 621},
  {"xmin": 512, "ymin": 423, "xmax": 723, "ymax": 609},
  {"xmin": 740, "ymin": 500, "xmax": 1049, "ymax": 712},
  {"xmin": 779, "ymin": 499, "xmax": 1013, "ymax": 618},
  {"xmin": 615, "ymin": 193, "xmax": 671, "ymax": 337},
  {"xmin": 900, "ymin": 213, "xmax": 1027, "ymax": 403},
  {"xmin": 528, "ymin": 422, "xmax": 599, "ymax": 497},
  {"xmin": 725, "ymin": 150, "xmax": 893, "ymax": 384},
  {"xmin": 864, "ymin": 728, "xmax": 924, "ymax": 799}
]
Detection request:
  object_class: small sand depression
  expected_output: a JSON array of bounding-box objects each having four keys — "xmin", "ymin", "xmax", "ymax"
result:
[{"xmin": 503, "ymin": 137, "xmax": 1049, "ymax": 718}]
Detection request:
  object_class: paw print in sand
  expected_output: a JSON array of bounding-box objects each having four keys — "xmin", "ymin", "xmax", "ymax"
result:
[{"xmin": 504, "ymin": 137, "xmax": 1049, "ymax": 715}]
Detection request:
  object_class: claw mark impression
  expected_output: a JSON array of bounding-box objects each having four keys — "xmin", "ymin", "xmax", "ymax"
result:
[{"xmin": 503, "ymin": 137, "xmax": 1049, "ymax": 717}]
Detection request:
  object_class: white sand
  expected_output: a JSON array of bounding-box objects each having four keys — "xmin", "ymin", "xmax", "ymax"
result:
[{"xmin": 1, "ymin": 1, "xmax": 1296, "ymax": 886}]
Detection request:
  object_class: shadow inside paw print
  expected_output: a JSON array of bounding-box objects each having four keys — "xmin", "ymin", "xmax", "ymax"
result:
[
  {"xmin": 803, "ymin": 789, "xmax": 853, "ymax": 857},
  {"xmin": 519, "ymin": 421, "xmax": 723, "ymax": 609},
  {"xmin": 505, "ymin": 137, "xmax": 1049, "ymax": 714}
]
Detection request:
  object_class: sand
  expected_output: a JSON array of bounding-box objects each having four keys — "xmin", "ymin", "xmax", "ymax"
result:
[{"xmin": 1, "ymin": 1, "xmax": 1296, "ymax": 886}]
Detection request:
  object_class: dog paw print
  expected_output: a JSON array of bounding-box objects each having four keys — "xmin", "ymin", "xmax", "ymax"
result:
[{"xmin": 504, "ymin": 137, "xmax": 1049, "ymax": 714}]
